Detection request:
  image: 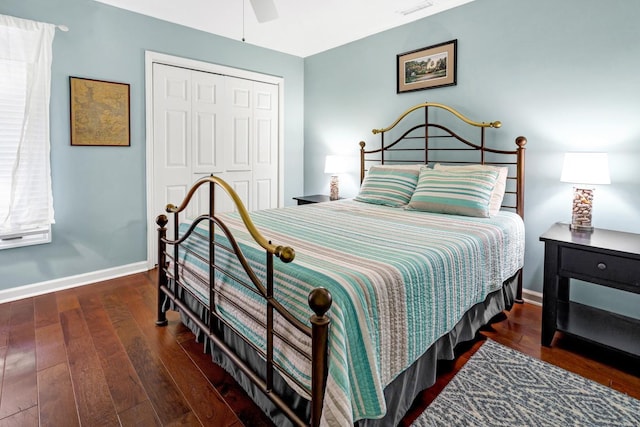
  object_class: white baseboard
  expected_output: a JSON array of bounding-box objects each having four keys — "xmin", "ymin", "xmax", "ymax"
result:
[
  {"xmin": 522, "ymin": 288, "xmax": 542, "ymax": 306},
  {"xmin": 0, "ymin": 261, "xmax": 149, "ymax": 304}
]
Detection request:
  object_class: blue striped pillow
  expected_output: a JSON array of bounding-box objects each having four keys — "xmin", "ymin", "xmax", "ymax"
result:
[
  {"xmin": 355, "ymin": 165, "xmax": 421, "ymax": 207},
  {"xmin": 407, "ymin": 168, "xmax": 498, "ymax": 217}
]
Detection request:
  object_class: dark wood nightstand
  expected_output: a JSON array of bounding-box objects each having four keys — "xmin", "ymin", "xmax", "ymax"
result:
[
  {"xmin": 539, "ymin": 222, "xmax": 640, "ymax": 358},
  {"xmin": 293, "ymin": 195, "xmax": 340, "ymax": 205}
]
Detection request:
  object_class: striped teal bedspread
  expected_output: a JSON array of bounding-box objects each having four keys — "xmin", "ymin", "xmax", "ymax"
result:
[{"xmin": 173, "ymin": 199, "xmax": 525, "ymax": 426}]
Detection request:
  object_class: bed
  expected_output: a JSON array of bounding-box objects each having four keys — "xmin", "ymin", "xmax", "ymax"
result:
[{"xmin": 155, "ymin": 102, "xmax": 527, "ymax": 427}]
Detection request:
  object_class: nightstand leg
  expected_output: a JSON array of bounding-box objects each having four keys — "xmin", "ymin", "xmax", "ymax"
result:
[
  {"xmin": 541, "ymin": 243, "xmax": 560, "ymax": 346},
  {"xmin": 558, "ymin": 277, "xmax": 570, "ymax": 302}
]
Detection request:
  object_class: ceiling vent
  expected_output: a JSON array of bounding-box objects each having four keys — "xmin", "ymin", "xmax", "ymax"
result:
[{"xmin": 397, "ymin": 1, "xmax": 434, "ymax": 16}]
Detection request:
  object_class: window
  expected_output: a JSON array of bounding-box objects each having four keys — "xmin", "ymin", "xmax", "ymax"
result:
[{"xmin": 0, "ymin": 14, "xmax": 55, "ymax": 250}]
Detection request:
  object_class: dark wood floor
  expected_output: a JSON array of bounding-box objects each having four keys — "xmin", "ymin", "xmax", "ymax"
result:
[{"xmin": 0, "ymin": 271, "xmax": 638, "ymax": 426}]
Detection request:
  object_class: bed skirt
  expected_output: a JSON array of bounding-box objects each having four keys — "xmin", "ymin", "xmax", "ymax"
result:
[{"xmin": 165, "ymin": 272, "xmax": 519, "ymax": 426}]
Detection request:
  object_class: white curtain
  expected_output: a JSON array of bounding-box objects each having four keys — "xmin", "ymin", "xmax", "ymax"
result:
[{"xmin": 0, "ymin": 14, "xmax": 55, "ymax": 237}]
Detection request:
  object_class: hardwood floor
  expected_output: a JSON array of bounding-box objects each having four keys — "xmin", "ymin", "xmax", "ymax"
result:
[{"xmin": 0, "ymin": 271, "xmax": 638, "ymax": 426}]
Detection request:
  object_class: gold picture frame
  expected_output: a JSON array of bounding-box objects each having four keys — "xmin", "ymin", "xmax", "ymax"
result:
[
  {"xmin": 397, "ymin": 39, "xmax": 457, "ymax": 93},
  {"xmin": 69, "ymin": 77, "xmax": 130, "ymax": 146}
]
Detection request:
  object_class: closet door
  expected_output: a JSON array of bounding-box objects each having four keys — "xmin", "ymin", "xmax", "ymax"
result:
[
  {"xmin": 152, "ymin": 63, "xmax": 192, "ymax": 239},
  {"xmin": 147, "ymin": 55, "xmax": 283, "ymax": 268},
  {"xmin": 152, "ymin": 64, "xmax": 279, "ymax": 234}
]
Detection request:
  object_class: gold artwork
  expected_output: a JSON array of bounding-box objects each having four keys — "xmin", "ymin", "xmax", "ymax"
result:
[{"xmin": 70, "ymin": 77, "xmax": 130, "ymax": 146}]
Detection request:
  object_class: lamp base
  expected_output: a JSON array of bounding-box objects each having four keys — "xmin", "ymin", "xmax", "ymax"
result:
[
  {"xmin": 569, "ymin": 223, "xmax": 594, "ymax": 233},
  {"xmin": 570, "ymin": 187, "xmax": 594, "ymax": 232},
  {"xmin": 329, "ymin": 175, "xmax": 339, "ymax": 201}
]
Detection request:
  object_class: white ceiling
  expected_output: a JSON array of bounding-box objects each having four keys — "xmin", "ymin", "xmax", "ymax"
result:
[{"xmin": 94, "ymin": 0, "xmax": 474, "ymax": 57}]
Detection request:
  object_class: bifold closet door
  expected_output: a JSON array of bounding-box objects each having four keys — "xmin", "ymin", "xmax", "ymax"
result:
[{"xmin": 152, "ymin": 64, "xmax": 279, "ymax": 230}]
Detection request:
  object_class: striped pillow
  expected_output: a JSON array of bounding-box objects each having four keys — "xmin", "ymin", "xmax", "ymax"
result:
[
  {"xmin": 407, "ymin": 168, "xmax": 498, "ymax": 217},
  {"xmin": 434, "ymin": 163, "xmax": 508, "ymax": 216},
  {"xmin": 355, "ymin": 165, "xmax": 421, "ymax": 207}
]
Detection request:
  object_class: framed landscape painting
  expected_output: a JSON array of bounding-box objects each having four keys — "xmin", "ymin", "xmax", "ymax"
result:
[{"xmin": 397, "ymin": 39, "xmax": 457, "ymax": 93}]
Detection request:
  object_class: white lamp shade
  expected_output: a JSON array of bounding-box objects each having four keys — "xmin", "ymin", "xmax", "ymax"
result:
[
  {"xmin": 324, "ymin": 155, "xmax": 346, "ymax": 174},
  {"xmin": 560, "ymin": 152, "xmax": 611, "ymax": 185}
]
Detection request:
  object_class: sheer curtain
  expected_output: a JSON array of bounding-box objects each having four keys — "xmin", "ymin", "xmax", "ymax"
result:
[{"xmin": 0, "ymin": 14, "xmax": 55, "ymax": 247}]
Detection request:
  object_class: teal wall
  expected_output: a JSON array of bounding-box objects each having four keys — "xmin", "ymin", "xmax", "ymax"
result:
[
  {"xmin": 0, "ymin": 0, "xmax": 304, "ymax": 288},
  {"xmin": 304, "ymin": 0, "xmax": 640, "ymax": 318}
]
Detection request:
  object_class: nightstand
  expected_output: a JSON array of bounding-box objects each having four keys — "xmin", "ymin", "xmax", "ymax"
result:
[
  {"xmin": 539, "ymin": 222, "xmax": 640, "ymax": 357},
  {"xmin": 293, "ymin": 195, "xmax": 339, "ymax": 205}
]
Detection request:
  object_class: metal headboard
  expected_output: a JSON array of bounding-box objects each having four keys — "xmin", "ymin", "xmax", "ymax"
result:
[{"xmin": 359, "ymin": 102, "xmax": 527, "ymax": 218}]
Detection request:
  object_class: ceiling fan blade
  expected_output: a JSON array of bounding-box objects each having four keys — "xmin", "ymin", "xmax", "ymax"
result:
[{"xmin": 249, "ymin": 0, "xmax": 279, "ymax": 23}]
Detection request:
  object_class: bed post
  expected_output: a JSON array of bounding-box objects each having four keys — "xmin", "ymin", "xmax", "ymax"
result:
[
  {"xmin": 515, "ymin": 136, "xmax": 527, "ymax": 220},
  {"xmin": 359, "ymin": 141, "xmax": 366, "ymax": 183},
  {"xmin": 515, "ymin": 136, "xmax": 527, "ymax": 303},
  {"xmin": 308, "ymin": 288, "xmax": 332, "ymax": 427},
  {"xmin": 155, "ymin": 214, "xmax": 169, "ymax": 326}
]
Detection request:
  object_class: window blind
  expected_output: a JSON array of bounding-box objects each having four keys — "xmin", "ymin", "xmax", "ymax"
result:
[{"xmin": 0, "ymin": 14, "xmax": 55, "ymax": 247}]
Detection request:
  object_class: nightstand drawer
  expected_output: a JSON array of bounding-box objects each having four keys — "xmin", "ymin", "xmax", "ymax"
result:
[{"xmin": 560, "ymin": 247, "xmax": 640, "ymax": 286}]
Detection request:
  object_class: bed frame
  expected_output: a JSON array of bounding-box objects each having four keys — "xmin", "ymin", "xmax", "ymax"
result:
[
  {"xmin": 360, "ymin": 101, "xmax": 527, "ymax": 300},
  {"xmin": 155, "ymin": 177, "xmax": 331, "ymax": 427},
  {"xmin": 155, "ymin": 102, "xmax": 527, "ymax": 427}
]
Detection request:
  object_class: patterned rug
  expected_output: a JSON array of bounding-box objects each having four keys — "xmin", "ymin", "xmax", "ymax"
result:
[{"xmin": 411, "ymin": 339, "xmax": 640, "ymax": 427}]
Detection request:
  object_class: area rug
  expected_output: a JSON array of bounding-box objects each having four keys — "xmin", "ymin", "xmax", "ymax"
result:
[{"xmin": 411, "ymin": 339, "xmax": 640, "ymax": 426}]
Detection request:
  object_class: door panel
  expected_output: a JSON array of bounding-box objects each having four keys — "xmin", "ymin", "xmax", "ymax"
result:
[
  {"xmin": 255, "ymin": 178, "xmax": 273, "ymax": 211},
  {"xmin": 226, "ymin": 77, "xmax": 253, "ymax": 172},
  {"xmin": 252, "ymin": 82, "xmax": 279, "ymax": 211},
  {"xmin": 165, "ymin": 110, "xmax": 188, "ymax": 167},
  {"xmin": 192, "ymin": 72, "xmax": 225, "ymax": 174},
  {"xmin": 230, "ymin": 117, "xmax": 251, "ymax": 170}
]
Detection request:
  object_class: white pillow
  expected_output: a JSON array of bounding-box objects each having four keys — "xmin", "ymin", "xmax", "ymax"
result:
[{"xmin": 433, "ymin": 163, "xmax": 508, "ymax": 216}]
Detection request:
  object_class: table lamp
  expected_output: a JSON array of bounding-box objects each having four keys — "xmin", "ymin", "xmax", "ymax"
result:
[
  {"xmin": 560, "ymin": 152, "xmax": 610, "ymax": 232},
  {"xmin": 324, "ymin": 155, "xmax": 345, "ymax": 200}
]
